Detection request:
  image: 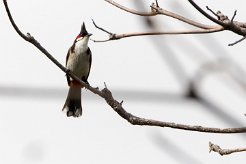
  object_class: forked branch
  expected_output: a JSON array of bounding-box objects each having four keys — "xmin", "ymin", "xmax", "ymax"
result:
[{"xmin": 97, "ymin": 0, "xmax": 246, "ymax": 45}]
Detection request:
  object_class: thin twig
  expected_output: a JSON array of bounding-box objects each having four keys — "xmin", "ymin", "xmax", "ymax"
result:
[
  {"xmin": 228, "ymin": 36, "xmax": 246, "ymax": 46},
  {"xmin": 188, "ymin": 0, "xmax": 226, "ymax": 27},
  {"xmin": 92, "ymin": 19, "xmax": 113, "ymax": 35},
  {"xmin": 209, "ymin": 142, "xmax": 246, "ymax": 155},
  {"xmin": 206, "ymin": 6, "xmax": 218, "ymax": 18},
  {"xmin": 3, "ymin": 0, "xmax": 246, "ymax": 133},
  {"xmin": 231, "ymin": 10, "xmax": 237, "ymax": 22},
  {"xmin": 155, "ymin": 0, "xmax": 159, "ymax": 8}
]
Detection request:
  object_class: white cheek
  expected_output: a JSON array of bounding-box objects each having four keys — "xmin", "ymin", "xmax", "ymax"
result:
[
  {"xmin": 76, "ymin": 37, "xmax": 83, "ymax": 42},
  {"xmin": 75, "ymin": 39, "xmax": 89, "ymax": 54}
]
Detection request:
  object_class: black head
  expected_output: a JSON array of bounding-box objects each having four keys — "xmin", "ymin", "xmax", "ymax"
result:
[{"xmin": 80, "ymin": 22, "xmax": 88, "ymax": 37}]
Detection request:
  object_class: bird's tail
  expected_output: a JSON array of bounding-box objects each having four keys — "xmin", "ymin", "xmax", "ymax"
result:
[{"xmin": 62, "ymin": 81, "xmax": 82, "ymax": 117}]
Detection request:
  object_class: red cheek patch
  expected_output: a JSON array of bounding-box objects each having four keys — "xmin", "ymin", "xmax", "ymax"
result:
[{"xmin": 76, "ymin": 35, "xmax": 81, "ymax": 39}]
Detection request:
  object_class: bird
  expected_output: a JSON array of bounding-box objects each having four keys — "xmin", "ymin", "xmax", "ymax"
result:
[{"xmin": 62, "ymin": 22, "xmax": 92, "ymax": 117}]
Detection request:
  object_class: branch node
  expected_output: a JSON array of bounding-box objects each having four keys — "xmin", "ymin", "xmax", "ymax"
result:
[
  {"xmin": 216, "ymin": 11, "xmax": 229, "ymax": 22},
  {"xmin": 109, "ymin": 33, "xmax": 118, "ymax": 40},
  {"xmin": 209, "ymin": 142, "xmax": 223, "ymax": 155},
  {"xmin": 26, "ymin": 32, "xmax": 34, "ymax": 40},
  {"xmin": 209, "ymin": 141, "xmax": 246, "ymax": 155},
  {"xmin": 150, "ymin": 3, "xmax": 158, "ymax": 13}
]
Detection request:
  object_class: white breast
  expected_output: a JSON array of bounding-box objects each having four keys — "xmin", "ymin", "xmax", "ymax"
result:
[{"xmin": 66, "ymin": 39, "xmax": 90, "ymax": 79}]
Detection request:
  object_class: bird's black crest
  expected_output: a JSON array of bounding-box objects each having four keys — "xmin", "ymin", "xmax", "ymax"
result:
[{"xmin": 80, "ymin": 22, "xmax": 88, "ymax": 37}]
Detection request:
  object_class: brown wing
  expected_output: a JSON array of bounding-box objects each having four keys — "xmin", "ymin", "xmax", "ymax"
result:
[
  {"xmin": 83, "ymin": 47, "xmax": 92, "ymax": 83},
  {"xmin": 65, "ymin": 47, "xmax": 73, "ymax": 86},
  {"xmin": 66, "ymin": 42, "xmax": 75, "ymax": 66}
]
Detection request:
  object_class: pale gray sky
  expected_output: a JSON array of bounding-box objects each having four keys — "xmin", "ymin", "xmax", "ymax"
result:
[{"xmin": 1, "ymin": 0, "xmax": 246, "ymax": 163}]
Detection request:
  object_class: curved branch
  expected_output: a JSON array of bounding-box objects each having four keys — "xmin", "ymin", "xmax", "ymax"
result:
[
  {"xmin": 3, "ymin": 0, "xmax": 246, "ymax": 133},
  {"xmin": 105, "ymin": 0, "xmax": 218, "ymax": 30},
  {"xmin": 92, "ymin": 20, "xmax": 224, "ymax": 42},
  {"xmin": 150, "ymin": 3, "xmax": 217, "ymax": 30},
  {"xmin": 105, "ymin": 0, "xmax": 246, "ymax": 45},
  {"xmin": 100, "ymin": 84, "xmax": 246, "ymax": 133}
]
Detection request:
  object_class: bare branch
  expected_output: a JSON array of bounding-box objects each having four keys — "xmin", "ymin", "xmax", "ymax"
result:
[
  {"xmin": 209, "ymin": 142, "xmax": 246, "ymax": 155},
  {"xmin": 105, "ymin": 0, "xmax": 217, "ymax": 30},
  {"xmin": 3, "ymin": 0, "xmax": 246, "ymax": 133},
  {"xmin": 92, "ymin": 20, "xmax": 223, "ymax": 42},
  {"xmin": 105, "ymin": 0, "xmax": 157, "ymax": 16},
  {"xmin": 104, "ymin": 0, "xmax": 246, "ymax": 45},
  {"xmin": 189, "ymin": 0, "xmax": 246, "ymax": 37},
  {"xmin": 101, "ymin": 85, "xmax": 246, "ymax": 134},
  {"xmin": 150, "ymin": 3, "xmax": 217, "ymax": 30}
]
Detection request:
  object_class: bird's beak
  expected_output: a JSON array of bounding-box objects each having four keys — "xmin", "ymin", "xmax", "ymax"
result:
[{"xmin": 87, "ymin": 33, "xmax": 92, "ymax": 37}]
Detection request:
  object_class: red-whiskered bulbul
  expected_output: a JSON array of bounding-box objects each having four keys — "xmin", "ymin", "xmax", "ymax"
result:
[{"xmin": 62, "ymin": 22, "xmax": 92, "ymax": 117}]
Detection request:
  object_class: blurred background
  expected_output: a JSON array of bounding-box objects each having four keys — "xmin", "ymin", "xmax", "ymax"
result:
[{"xmin": 1, "ymin": 0, "xmax": 246, "ymax": 163}]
